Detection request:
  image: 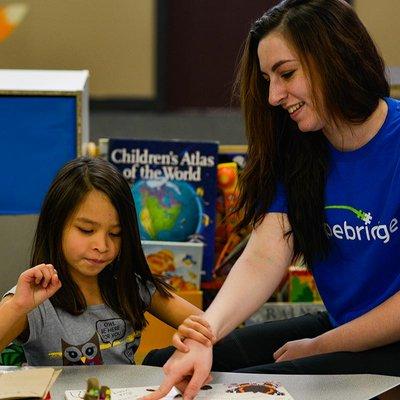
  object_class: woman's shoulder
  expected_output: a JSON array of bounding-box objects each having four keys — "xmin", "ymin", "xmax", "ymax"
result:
[{"xmin": 384, "ymin": 97, "xmax": 400, "ymax": 125}]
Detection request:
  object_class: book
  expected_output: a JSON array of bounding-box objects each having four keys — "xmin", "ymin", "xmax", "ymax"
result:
[
  {"xmin": 288, "ymin": 266, "xmax": 322, "ymax": 303},
  {"xmin": 245, "ymin": 302, "xmax": 325, "ymax": 326},
  {"xmin": 65, "ymin": 382, "xmax": 294, "ymax": 399},
  {"xmin": 141, "ymin": 240, "xmax": 203, "ymax": 290},
  {"xmin": 214, "ymin": 145, "xmax": 250, "ymax": 278},
  {"xmin": 101, "ymin": 138, "xmax": 218, "ymax": 281}
]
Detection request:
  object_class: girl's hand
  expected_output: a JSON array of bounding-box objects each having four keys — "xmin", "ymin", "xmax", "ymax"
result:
[
  {"xmin": 273, "ymin": 337, "xmax": 322, "ymax": 362},
  {"xmin": 172, "ymin": 315, "xmax": 215, "ymax": 352},
  {"xmin": 12, "ymin": 263, "xmax": 62, "ymax": 314}
]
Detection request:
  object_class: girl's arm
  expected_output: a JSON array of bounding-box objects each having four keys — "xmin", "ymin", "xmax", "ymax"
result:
[
  {"xmin": 0, "ymin": 296, "xmax": 29, "ymax": 352},
  {"xmin": 148, "ymin": 290, "xmax": 214, "ymax": 349},
  {"xmin": 148, "ymin": 290, "xmax": 204, "ymax": 328},
  {"xmin": 0, "ymin": 263, "xmax": 61, "ymax": 352}
]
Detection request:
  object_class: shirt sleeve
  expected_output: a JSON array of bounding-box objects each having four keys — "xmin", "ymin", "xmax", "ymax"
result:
[{"xmin": 266, "ymin": 182, "xmax": 288, "ymax": 213}]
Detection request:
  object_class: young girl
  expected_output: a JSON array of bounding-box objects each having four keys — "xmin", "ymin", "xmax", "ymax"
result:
[
  {"xmin": 0, "ymin": 157, "xmax": 212, "ymax": 366},
  {"xmin": 144, "ymin": 0, "xmax": 400, "ymax": 399}
]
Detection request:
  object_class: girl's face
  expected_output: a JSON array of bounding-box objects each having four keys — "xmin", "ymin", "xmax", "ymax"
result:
[
  {"xmin": 62, "ymin": 189, "xmax": 121, "ymax": 284},
  {"xmin": 257, "ymin": 31, "xmax": 325, "ymax": 132}
]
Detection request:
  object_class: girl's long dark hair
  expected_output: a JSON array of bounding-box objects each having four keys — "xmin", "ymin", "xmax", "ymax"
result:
[
  {"xmin": 234, "ymin": 0, "xmax": 389, "ymax": 266},
  {"xmin": 31, "ymin": 157, "xmax": 171, "ymax": 330}
]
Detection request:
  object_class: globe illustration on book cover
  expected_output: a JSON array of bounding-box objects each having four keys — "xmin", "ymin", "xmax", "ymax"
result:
[{"xmin": 132, "ymin": 179, "xmax": 203, "ymax": 241}]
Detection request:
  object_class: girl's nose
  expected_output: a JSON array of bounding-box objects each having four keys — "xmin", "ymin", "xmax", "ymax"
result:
[{"xmin": 93, "ymin": 234, "xmax": 108, "ymax": 253}]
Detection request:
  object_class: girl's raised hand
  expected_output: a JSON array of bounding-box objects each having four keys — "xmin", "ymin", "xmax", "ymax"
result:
[
  {"xmin": 13, "ymin": 263, "xmax": 62, "ymax": 314},
  {"xmin": 172, "ymin": 315, "xmax": 216, "ymax": 353}
]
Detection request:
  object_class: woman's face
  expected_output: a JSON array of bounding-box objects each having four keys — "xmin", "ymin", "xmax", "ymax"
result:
[{"xmin": 257, "ymin": 31, "xmax": 325, "ymax": 132}]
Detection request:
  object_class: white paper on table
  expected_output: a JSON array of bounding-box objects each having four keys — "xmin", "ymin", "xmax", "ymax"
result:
[{"xmin": 65, "ymin": 381, "xmax": 294, "ymax": 399}]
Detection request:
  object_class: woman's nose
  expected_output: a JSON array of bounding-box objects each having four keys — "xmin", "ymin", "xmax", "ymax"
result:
[{"xmin": 268, "ymin": 79, "xmax": 287, "ymax": 107}]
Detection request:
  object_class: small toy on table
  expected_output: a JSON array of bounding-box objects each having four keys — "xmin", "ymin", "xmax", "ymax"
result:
[
  {"xmin": 83, "ymin": 377, "xmax": 110, "ymax": 400},
  {"xmin": 99, "ymin": 385, "xmax": 111, "ymax": 400},
  {"xmin": 84, "ymin": 377, "xmax": 100, "ymax": 400}
]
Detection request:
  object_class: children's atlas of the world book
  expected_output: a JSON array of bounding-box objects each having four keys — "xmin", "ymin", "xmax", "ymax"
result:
[
  {"xmin": 65, "ymin": 381, "xmax": 295, "ymax": 399},
  {"xmin": 101, "ymin": 138, "xmax": 218, "ymax": 281}
]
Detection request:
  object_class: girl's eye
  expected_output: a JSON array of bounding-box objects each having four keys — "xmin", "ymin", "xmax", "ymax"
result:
[
  {"xmin": 78, "ymin": 227, "xmax": 93, "ymax": 234},
  {"xmin": 110, "ymin": 232, "xmax": 121, "ymax": 237},
  {"xmin": 282, "ymin": 70, "xmax": 294, "ymax": 79}
]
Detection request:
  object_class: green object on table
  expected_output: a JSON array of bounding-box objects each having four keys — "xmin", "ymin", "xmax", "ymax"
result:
[{"xmin": 0, "ymin": 342, "xmax": 26, "ymax": 366}]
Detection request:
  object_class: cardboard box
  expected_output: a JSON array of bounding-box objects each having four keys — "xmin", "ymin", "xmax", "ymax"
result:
[{"xmin": 142, "ymin": 240, "xmax": 203, "ymax": 291}]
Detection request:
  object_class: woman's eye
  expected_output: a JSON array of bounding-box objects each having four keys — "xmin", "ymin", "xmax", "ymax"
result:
[{"xmin": 282, "ymin": 70, "xmax": 294, "ymax": 79}]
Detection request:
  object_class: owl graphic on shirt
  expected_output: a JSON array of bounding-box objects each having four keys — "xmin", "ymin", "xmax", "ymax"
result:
[{"xmin": 61, "ymin": 333, "xmax": 104, "ymax": 366}]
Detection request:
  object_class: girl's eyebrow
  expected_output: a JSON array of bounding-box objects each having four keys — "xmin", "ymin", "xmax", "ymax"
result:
[{"xmin": 75, "ymin": 217, "xmax": 120, "ymax": 228}]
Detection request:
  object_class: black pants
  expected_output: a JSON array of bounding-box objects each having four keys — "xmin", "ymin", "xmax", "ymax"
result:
[{"xmin": 143, "ymin": 312, "xmax": 400, "ymax": 376}]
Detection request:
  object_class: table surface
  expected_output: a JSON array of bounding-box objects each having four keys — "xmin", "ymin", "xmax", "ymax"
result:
[{"xmin": 26, "ymin": 365, "xmax": 400, "ymax": 400}]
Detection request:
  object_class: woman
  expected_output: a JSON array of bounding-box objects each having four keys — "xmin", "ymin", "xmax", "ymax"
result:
[{"xmin": 144, "ymin": 0, "xmax": 400, "ymax": 398}]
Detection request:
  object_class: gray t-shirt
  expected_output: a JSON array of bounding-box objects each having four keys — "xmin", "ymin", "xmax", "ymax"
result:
[{"xmin": 5, "ymin": 279, "xmax": 155, "ymax": 366}]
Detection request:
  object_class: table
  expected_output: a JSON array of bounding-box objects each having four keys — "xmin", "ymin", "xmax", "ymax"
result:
[{"xmin": 43, "ymin": 365, "xmax": 400, "ymax": 400}]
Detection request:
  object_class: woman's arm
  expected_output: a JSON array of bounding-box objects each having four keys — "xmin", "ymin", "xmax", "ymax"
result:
[
  {"xmin": 143, "ymin": 212, "xmax": 294, "ymax": 400},
  {"xmin": 149, "ymin": 212, "xmax": 293, "ymax": 340},
  {"xmin": 325, "ymin": 289, "xmax": 400, "ymax": 351},
  {"xmin": 274, "ymin": 291, "xmax": 400, "ymax": 362},
  {"xmin": 205, "ymin": 212, "xmax": 293, "ymax": 341}
]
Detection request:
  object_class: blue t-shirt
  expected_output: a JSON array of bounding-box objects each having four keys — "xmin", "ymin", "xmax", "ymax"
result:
[{"xmin": 271, "ymin": 97, "xmax": 400, "ymax": 327}]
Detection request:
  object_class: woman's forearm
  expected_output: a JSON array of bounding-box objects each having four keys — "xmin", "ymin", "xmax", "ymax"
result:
[
  {"xmin": 315, "ymin": 290, "xmax": 400, "ymax": 353},
  {"xmin": 204, "ymin": 258, "xmax": 285, "ymax": 340},
  {"xmin": 205, "ymin": 213, "xmax": 293, "ymax": 341}
]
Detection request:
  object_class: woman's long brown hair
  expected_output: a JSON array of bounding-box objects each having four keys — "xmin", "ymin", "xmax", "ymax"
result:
[{"xmin": 234, "ymin": 0, "xmax": 389, "ymax": 267}]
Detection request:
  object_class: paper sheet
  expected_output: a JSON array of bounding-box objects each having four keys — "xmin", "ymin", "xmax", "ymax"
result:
[{"xmin": 65, "ymin": 381, "xmax": 294, "ymax": 399}]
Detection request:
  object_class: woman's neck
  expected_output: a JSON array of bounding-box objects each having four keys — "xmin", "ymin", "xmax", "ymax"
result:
[{"xmin": 323, "ymin": 99, "xmax": 388, "ymax": 151}]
